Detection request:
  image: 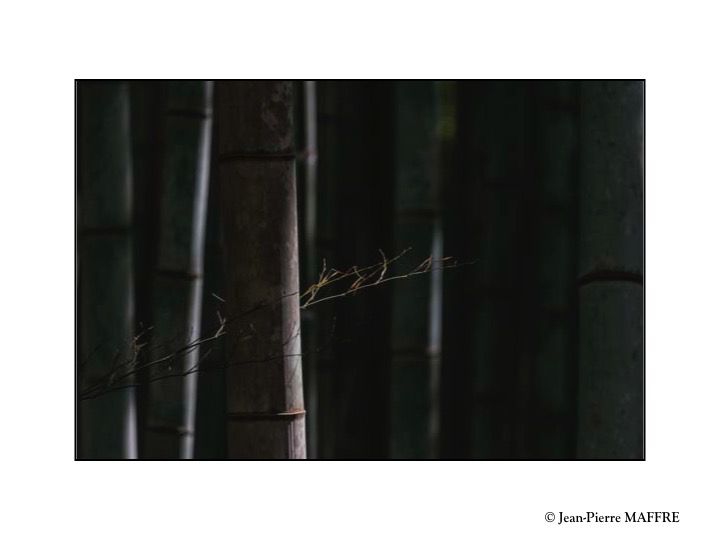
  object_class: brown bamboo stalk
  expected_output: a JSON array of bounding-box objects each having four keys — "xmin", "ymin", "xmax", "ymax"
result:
[{"xmin": 215, "ymin": 81, "xmax": 305, "ymax": 459}]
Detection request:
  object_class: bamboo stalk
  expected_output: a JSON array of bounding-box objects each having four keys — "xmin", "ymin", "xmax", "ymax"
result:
[
  {"xmin": 129, "ymin": 82, "xmax": 165, "ymax": 332},
  {"xmin": 527, "ymin": 81, "xmax": 580, "ymax": 458},
  {"xmin": 129, "ymin": 82, "xmax": 166, "ymax": 453},
  {"xmin": 315, "ymin": 81, "xmax": 341, "ymax": 458},
  {"xmin": 389, "ymin": 81, "xmax": 442, "ymax": 458},
  {"xmin": 215, "ymin": 81, "xmax": 305, "ymax": 459},
  {"xmin": 576, "ymin": 81, "xmax": 644, "ymax": 458},
  {"xmin": 78, "ymin": 81, "xmax": 137, "ymax": 459},
  {"xmin": 331, "ymin": 82, "xmax": 394, "ymax": 458},
  {"xmin": 295, "ymin": 81, "xmax": 320, "ymax": 458},
  {"xmin": 476, "ymin": 81, "xmax": 530, "ymax": 458},
  {"xmin": 193, "ymin": 112, "xmax": 227, "ymax": 459},
  {"xmin": 441, "ymin": 81, "xmax": 532, "ymax": 458},
  {"xmin": 438, "ymin": 82, "xmax": 474, "ymax": 458},
  {"xmin": 143, "ymin": 81, "xmax": 213, "ymax": 459}
]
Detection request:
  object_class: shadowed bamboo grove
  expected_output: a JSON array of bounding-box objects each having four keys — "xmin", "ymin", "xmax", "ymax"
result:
[{"xmin": 76, "ymin": 80, "xmax": 644, "ymax": 460}]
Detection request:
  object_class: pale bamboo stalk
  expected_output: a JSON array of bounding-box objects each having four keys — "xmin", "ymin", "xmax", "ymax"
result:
[
  {"xmin": 143, "ymin": 81, "xmax": 213, "ymax": 459},
  {"xmin": 78, "ymin": 81, "xmax": 137, "ymax": 459},
  {"xmin": 302, "ymin": 81, "xmax": 318, "ymax": 284},
  {"xmin": 193, "ymin": 118, "xmax": 227, "ymax": 459},
  {"xmin": 576, "ymin": 81, "xmax": 643, "ymax": 458},
  {"xmin": 389, "ymin": 81, "xmax": 442, "ymax": 458},
  {"xmin": 215, "ymin": 81, "xmax": 305, "ymax": 459},
  {"xmin": 296, "ymin": 81, "xmax": 319, "ymax": 458}
]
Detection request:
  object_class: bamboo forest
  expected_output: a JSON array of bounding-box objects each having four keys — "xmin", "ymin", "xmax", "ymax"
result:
[{"xmin": 76, "ymin": 80, "xmax": 644, "ymax": 460}]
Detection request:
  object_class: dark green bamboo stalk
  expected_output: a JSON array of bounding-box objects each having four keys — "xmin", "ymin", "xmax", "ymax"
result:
[
  {"xmin": 315, "ymin": 81, "xmax": 341, "ymax": 458},
  {"xmin": 389, "ymin": 82, "xmax": 442, "ymax": 458},
  {"xmin": 439, "ymin": 82, "xmax": 474, "ymax": 459},
  {"xmin": 215, "ymin": 81, "xmax": 306, "ymax": 459},
  {"xmin": 576, "ymin": 81, "xmax": 644, "ymax": 459},
  {"xmin": 78, "ymin": 81, "xmax": 137, "ymax": 459},
  {"xmin": 331, "ymin": 82, "xmax": 394, "ymax": 458},
  {"xmin": 475, "ymin": 81, "xmax": 529, "ymax": 459},
  {"xmin": 129, "ymin": 82, "xmax": 166, "ymax": 454},
  {"xmin": 526, "ymin": 81, "xmax": 580, "ymax": 458},
  {"xmin": 441, "ymin": 81, "xmax": 530, "ymax": 458},
  {"xmin": 129, "ymin": 82, "xmax": 165, "ymax": 335},
  {"xmin": 143, "ymin": 81, "xmax": 213, "ymax": 459}
]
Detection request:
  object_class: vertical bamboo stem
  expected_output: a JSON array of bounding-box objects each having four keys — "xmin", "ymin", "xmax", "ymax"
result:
[
  {"xmin": 215, "ymin": 81, "xmax": 305, "ymax": 459},
  {"xmin": 527, "ymin": 81, "xmax": 580, "ymax": 458},
  {"xmin": 296, "ymin": 81, "xmax": 319, "ymax": 458},
  {"xmin": 301, "ymin": 81, "xmax": 319, "ymax": 285},
  {"xmin": 143, "ymin": 81, "xmax": 213, "ymax": 459},
  {"xmin": 193, "ymin": 117, "xmax": 227, "ymax": 459},
  {"xmin": 315, "ymin": 81, "xmax": 341, "ymax": 458},
  {"xmin": 332, "ymin": 82, "xmax": 394, "ymax": 458},
  {"xmin": 129, "ymin": 82, "xmax": 166, "ymax": 453},
  {"xmin": 389, "ymin": 82, "xmax": 442, "ymax": 458},
  {"xmin": 576, "ymin": 81, "xmax": 644, "ymax": 458},
  {"xmin": 442, "ymin": 82, "xmax": 531, "ymax": 458},
  {"xmin": 443, "ymin": 81, "xmax": 546, "ymax": 458},
  {"xmin": 439, "ymin": 82, "xmax": 474, "ymax": 458},
  {"xmin": 475, "ymin": 82, "xmax": 530, "ymax": 458},
  {"xmin": 78, "ymin": 81, "xmax": 137, "ymax": 459}
]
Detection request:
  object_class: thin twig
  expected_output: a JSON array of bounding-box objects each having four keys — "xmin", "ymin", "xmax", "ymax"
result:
[{"xmin": 78, "ymin": 249, "xmax": 464, "ymax": 401}]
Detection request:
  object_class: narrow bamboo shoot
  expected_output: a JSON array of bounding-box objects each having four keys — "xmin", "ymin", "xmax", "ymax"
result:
[{"xmin": 143, "ymin": 81, "xmax": 213, "ymax": 459}]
